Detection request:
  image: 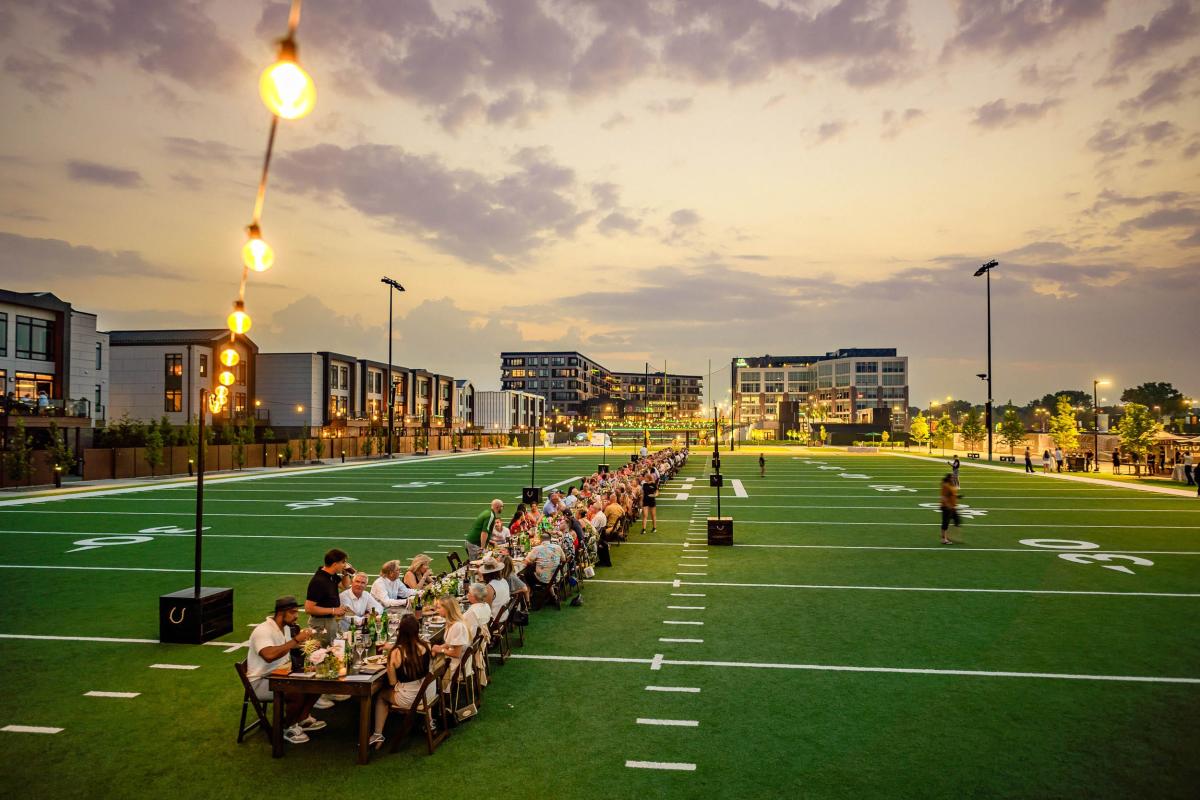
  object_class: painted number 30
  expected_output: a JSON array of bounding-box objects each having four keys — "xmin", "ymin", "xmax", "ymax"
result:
[{"xmin": 1018, "ymin": 539, "xmax": 1154, "ymax": 575}]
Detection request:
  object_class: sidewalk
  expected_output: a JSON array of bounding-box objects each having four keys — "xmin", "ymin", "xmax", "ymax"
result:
[
  {"xmin": 0, "ymin": 449, "xmax": 495, "ymax": 506},
  {"xmin": 888, "ymin": 451, "xmax": 1197, "ymax": 498}
]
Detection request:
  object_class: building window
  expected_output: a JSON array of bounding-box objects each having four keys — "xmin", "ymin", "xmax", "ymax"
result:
[
  {"xmin": 339, "ymin": 365, "xmax": 348, "ymax": 389},
  {"xmin": 95, "ymin": 341, "xmax": 103, "ymax": 370},
  {"xmin": 199, "ymin": 354, "xmax": 208, "ymax": 377},
  {"xmin": 236, "ymin": 362, "xmax": 247, "ymax": 385},
  {"xmin": 165, "ymin": 354, "xmax": 183, "ymax": 377},
  {"xmin": 94, "ymin": 384, "xmax": 101, "ymax": 413},
  {"xmin": 0, "ymin": 313, "xmax": 6, "ymax": 357},
  {"xmin": 234, "ymin": 393, "xmax": 247, "ymax": 413},
  {"xmin": 15, "ymin": 316, "xmax": 53, "ymax": 360},
  {"xmin": 855, "ymin": 361, "xmax": 879, "ymax": 374},
  {"xmin": 165, "ymin": 390, "xmax": 182, "ymax": 412}
]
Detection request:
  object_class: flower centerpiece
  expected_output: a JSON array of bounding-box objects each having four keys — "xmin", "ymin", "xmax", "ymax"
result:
[{"xmin": 302, "ymin": 638, "xmax": 342, "ymax": 678}]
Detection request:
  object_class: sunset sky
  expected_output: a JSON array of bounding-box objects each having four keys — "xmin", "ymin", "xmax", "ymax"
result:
[{"xmin": 1, "ymin": 0, "xmax": 1197, "ymax": 406}]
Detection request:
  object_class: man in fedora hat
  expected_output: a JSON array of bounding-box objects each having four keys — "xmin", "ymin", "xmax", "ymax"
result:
[{"xmin": 247, "ymin": 596, "xmax": 326, "ymax": 744}]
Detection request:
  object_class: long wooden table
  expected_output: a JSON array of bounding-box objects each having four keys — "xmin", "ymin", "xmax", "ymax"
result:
[{"xmin": 268, "ymin": 668, "xmax": 387, "ymax": 764}]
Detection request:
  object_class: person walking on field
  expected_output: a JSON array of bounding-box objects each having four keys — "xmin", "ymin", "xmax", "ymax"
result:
[
  {"xmin": 1024, "ymin": 447, "xmax": 1034, "ymax": 473},
  {"xmin": 1054, "ymin": 446, "xmax": 1064, "ymax": 473},
  {"xmin": 939, "ymin": 474, "xmax": 961, "ymax": 545},
  {"xmin": 1042, "ymin": 450, "xmax": 1052, "ymax": 473},
  {"xmin": 759, "ymin": 453, "xmax": 766, "ymax": 478}
]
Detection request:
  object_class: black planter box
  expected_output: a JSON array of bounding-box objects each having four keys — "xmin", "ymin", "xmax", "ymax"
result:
[
  {"xmin": 709, "ymin": 473, "xmax": 724, "ymax": 487},
  {"xmin": 597, "ymin": 463, "xmax": 609, "ymax": 474},
  {"xmin": 707, "ymin": 517, "xmax": 734, "ymax": 546},
  {"xmin": 522, "ymin": 486, "xmax": 543, "ymax": 505},
  {"xmin": 159, "ymin": 587, "xmax": 234, "ymax": 644}
]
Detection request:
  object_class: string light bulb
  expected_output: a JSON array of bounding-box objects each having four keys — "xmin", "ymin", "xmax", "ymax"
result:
[
  {"xmin": 215, "ymin": 385, "xmax": 230, "ymax": 401},
  {"xmin": 241, "ymin": 224, "xmax": 275, "ymax": 272},
  {"xmin": 218, "ymin": 370, "xmax": 236, "ymax": 387},
  {"xmin": 259, "ymin": 39, "xmax": 316, "ymax": 120},
  {"xmin": 228, "ymin": 300, "xmax": 252, "ymax": 334},
  {"xmin": 219, "ymin": 347, "xmax": 240, "ymax": 368}
]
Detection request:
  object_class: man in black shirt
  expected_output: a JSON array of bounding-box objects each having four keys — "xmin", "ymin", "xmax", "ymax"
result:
[{"xmin": 306, "ymin": 548, "xmax": 351, "ymax": 642}]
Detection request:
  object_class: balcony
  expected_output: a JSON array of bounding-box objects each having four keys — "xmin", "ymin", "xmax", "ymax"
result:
[{"xmin": 2, "ymin": 396, "xmax": 92, "ymax": 419}]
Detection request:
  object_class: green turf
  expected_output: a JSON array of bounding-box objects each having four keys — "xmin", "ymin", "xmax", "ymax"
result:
[{"xmin": 2, "ymin": 449, "xmax": 1198, "ymax": 798}]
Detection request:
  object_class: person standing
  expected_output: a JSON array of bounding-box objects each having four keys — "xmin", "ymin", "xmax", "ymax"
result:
[
  {"xmin": 639, "ymin": 443, "xmax": 648, "ymax": 460},
  {"xmin": 1024, "ymin": 447, "xmax": 1034, "ymax": 473},
  {"xmin": 465, "ymin": 499, "xmax": 503, "ymax": 560},
  {"xmin": 1184, "ymin": 451, "xmax": 1194, "ymax": 486},
  {"xmin": 1085, "ymin": 449, "xmax": 1094, "ymax": 472},
  {"xmin": 305, "ymin": 548, "xmax": 351, "ymax": 642},
  {"xmin": 759, "ymin": 453, "xmax": 766, "ymax": 478},
  {"xmin": 1054, "ymin": 446, "xmax": 1064, "ymax": 473},
  {"xmin": 1112, "ymin": 447, "xmax": 1121, "ymax": 475},
  {"xmin": 939, "ymin": 474, "xmax": 961, "ymax": 545},
  {"xmin": 950, "ymin": 456, "xmax": 961, "ymax": 486},
  {"xmin": 1042, "ymin": 450, "xmax": 1052, "ymax": 473},
  {"xmin": 640, "ymin": 471, "xmax": 659, "ymax": 534}
]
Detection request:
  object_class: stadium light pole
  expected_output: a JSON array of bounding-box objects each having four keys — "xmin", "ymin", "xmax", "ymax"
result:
[
  {"xmin": 974, "ymin": 259, "xmax": 998, "ymax": 463},
  {"xmin": 382, "ymin": 277, "xmax": 405, "ymax": 458},
  {"xmin": 1093, "ymin": 378, "xmax": 1110, "ymax": 471}
]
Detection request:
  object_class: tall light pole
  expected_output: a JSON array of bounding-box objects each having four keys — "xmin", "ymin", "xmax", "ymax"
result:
[
  {"xmin": 381, "ymin": 277, "xmax": 405, "ymax": 458},
  {"xmin": 974, "ymin": 259, "xmax": 998, "ymax": 462},
  {"xmin": 1093, "ymin": 378, "xmax": 1110, "ymax": 471}
]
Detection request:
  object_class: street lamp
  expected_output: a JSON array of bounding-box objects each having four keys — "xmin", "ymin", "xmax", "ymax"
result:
[
  {"xmin": 1093, "ymin": 379, "xmax": 1110, "ymax": 471},
  {"xmin": 382, "ymin": 277, "xmax": 406, "ymax": 458},
  {"xmin": 973, "ymin": 259, "xmax": 998, "ymax": 462}
]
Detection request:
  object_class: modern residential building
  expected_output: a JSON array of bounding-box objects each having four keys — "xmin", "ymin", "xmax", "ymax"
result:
[
  {"xmin": 731, "ymin": 349, "xmax": 909, "ymax": 437},
  {"xmin": 455, "ymin": 379, "xmax": 475, "ymax": 428},
  {"xmin": 0, "ymin": 289, "xmax": 108, "ymax": 423},
  {"xmin": 474, "ymin": 390, "xmax": 545, "ymax": 432},
  {"xmin": 500, "ymin": 350, "xmax": 703, "ymax": 419},
  {"xmin": 107, "ymin": 329, "xmax": 256, "ymax": 425},
  {"xmin": 612, "ymin": 370, "xmax": 703, "ymax": 417}
]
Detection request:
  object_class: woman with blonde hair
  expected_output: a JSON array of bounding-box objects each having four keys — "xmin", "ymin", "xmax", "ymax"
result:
[
  {"xmin": 430, "ymin": 595, "xmax": 471, "ymax": 689},
  {"xmin": 369, "ymin": 615, "xmax": 432, "ymax": 749},
  {"xmin": 404, "ymin": 554, "xmax": 434, "ymax": 590}
]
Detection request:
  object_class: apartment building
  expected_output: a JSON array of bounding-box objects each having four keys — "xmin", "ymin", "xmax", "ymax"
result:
[{"xmin": 474, "ymin": 389, "xmax": 545, "ymax": 431}]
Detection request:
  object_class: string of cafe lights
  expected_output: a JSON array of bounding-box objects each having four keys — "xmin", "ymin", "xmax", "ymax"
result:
[{"xmin": 210, "ymin": 0, "xmax": 316, "ymax": 414}]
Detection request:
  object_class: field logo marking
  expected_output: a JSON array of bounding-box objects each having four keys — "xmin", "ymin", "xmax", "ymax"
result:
[
  {"xmin": 1019, "ymin": 539, "xmax": 1099, "ymax": 550},
  {"xmin": 286, "ymin": 496, "xmax": 358, "ymax": 510},
  {"xmin": 139, "ymin": 525, "xmax": 211, "ymax": 534},
  {"xmin": 392, "ymin": 481, "xmax": 445, "ymax": 488},
  {"xmin": 838, "ymin": 473, "xmax": 871, "ymax": 479},
  {"xmin": 67, "ymin": 535, "xmax": 153, "ymax": 553},
  {"xmin": 918, "ymin": 502, "xmax": 988, "ymax": 518},
  {"xmin": 818, "ymin": 465, "xmax": 843, "ymax": 471},
  {"xmin": 1058, "ymin": 553, "xmax": 1154, "ymax": 575},
  {"xmin": 456, "ymin": 471, "xmax": 494, "ymax": 477},
  {"xmin": 869, "ymin": 484, "xmax": 916, "ymax": 492}
]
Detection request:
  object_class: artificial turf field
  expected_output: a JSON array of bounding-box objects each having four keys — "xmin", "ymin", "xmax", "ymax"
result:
[{"xmin": 2, "ymin": 448, "xmax": 1198, "ymax": 799}]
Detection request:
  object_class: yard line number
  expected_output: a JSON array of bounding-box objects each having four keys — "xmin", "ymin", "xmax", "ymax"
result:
[
  {"xmin": 391, "ymin": 481, "xmax": 444, "ymax": 489},
  {"xmin": 1018, "ymin": 538, "xmax": 1154, "ymax": 575},
  {"xmin": 286, "ymin": 496, "xmax": 359, "ymax": 510}
]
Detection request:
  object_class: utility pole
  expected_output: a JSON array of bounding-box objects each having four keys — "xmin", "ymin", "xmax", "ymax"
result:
[{"xmin": 381, "ymin": 277, "xmax": 405, "ymax": 457}]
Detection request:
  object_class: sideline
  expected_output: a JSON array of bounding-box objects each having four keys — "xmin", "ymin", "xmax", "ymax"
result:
[
  {"xmin": 0, "ymin": 451, "xmax": 494, "ymax": 507},
  {"xmin": 888, "ymin": 452, "xmax": 1196, "ymax": 498}
]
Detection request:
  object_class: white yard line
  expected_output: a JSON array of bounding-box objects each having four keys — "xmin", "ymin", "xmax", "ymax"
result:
[
  {"xmin": 663, "ymin": 620, "xmax": 704, "ymax": 626},
  {"xmin": 150, "ymin": 664, "xmax": 199, "ymax": 670},
  {"xmin": 625, "ymin": 761, "xmax": 696, "ymax": 772},
  {"xmin": 542, "ymin": 476, "xmax": 583, "ymax": 492},
  {"xmin": 585, "ymin": 578, "xmax": 1200, "ymax": 598},
  {"xmin": 636, "ymin": 718, "xmax": 699, "ymax": 727},
  {"xmin": 1, "ymin": 529, "xmax": 473, "ymax": 546},
  {"xmin": 625, "ymin": 541, "xmax": 1200, "ymax": 556},
  {"xmin": 645, "ymin": 686, "xmax": 701, "ymax": 693},
  {"xmin": 731, "ymin": 479, "xmax": 748, "ymax": 498},
  {"xmin": 675, "ymin": 572, "xmax": 708, "ymax": 576},
  {"xmin": 85, "ymin": 691, "xmax": 140, "ymax": 698},
  {"xmin": 667, "ymin": 606, "xmax": 706, "ymax": 610},
  {"xmin": 671, "ymin": 593, "xmax": 706, "ymax": 597},
  {"xmin": 2, "ymin": 725, "xmax": 62, "ymax": 734},
  {"xmin": 659, "ymin": 638, "xmax": 704, "ymax": 643}
]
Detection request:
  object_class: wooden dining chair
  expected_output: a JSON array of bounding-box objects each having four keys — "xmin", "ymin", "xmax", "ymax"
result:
[
  {"xmin": 233, "ymin": 660, "xmax": 272, "ymax": 744},
  {"xmin": 447, "ymin": 635, "xmax": 481, "ymax": 721},
  {"xmin": 447, "ymin": 551, "xmax": 463, "ymax": 572},
  {"xmin": 487, "ymin": 604, "xmax": 513, "ymax": 666},
  {"xmin": 389, "ymin": 660, "xmax": 450, "ymax": 755},
  {"xmin": 510, "ymin": 594, "xmax": 528, "ymax": 648}
]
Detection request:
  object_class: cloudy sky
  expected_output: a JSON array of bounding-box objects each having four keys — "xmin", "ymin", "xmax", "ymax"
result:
[{"xmin": 1, "ymin": 0, "xmax": 1197, "ymax": 406}]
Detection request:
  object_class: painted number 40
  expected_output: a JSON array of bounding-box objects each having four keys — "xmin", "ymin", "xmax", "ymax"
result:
[{"xmin": 1018, "ymin": 539, "xmax": 1154, "ymax": 575}]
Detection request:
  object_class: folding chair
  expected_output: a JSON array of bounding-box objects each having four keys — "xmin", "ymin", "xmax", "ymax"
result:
[
  {"xmin": 447, "ymin": 633, "xmax": 483, "ymax": 721},
  {"xmin": 510, "ymin": 594, "xmax": 528, "ymax": 648},
  {"xmin": 447, "ymin": 551, "xmax": 463, "ymax": 572},
  {"xmin": 389, "ymin": 661, "xmax": 450, "ymax": 755},
  {"xmin": 234, "ymin": 660, "xmax": 272, "ymax": 744},
  {"xmin": 488, "ymin": 600, "xmax": 513, "ymax": 665}
]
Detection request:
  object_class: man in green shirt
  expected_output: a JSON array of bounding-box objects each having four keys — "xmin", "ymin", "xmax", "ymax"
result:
[{"xmin": 466, "ymin": 498, "xmax": 504, "ymax": 558}]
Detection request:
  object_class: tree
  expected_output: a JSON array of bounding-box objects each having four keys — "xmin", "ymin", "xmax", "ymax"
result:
[
  {"xmin": 282, "ymin": 443, "xmax": 294, "ymax": 465},
  {"xmin": 183, "ymin": 416, "xmax": 199, "ymax": 465},
  {"xmin": 880, "ymin": 430, "xmax": 890, "ymax": 447},
  {"xmin": 1121, "ymin": 382, "xmax": 1185, "ymax": 415},
  {"xmin": 1115, "ymin": 402, "xmax": 1161, "ymax": 472},
  {"xmin": 313, "ymin": 436, "xmax": 325, "ymax": 461},
  {"xmin": 158, "ymin": 415, "xmax": 175, "ymax": 446},
  {"xmin": 932, "ymin": 413, "xmax": 957, "ymax": 451},
  {"xmin": 263, "ymin": 427, "xmax": 275, "ymax": 443},
  {"xmin": 231, "ymin": 426, "xmax": 247, "ymax": 471},
  {"xmin": 4, "ymin": 420, "xmax": 33, "ymax": 485},
  {"xmin": 144, "ymin": 425, "xmax": 164, "ymax": 476},
  {"xmin": 362, "ymin": 435, "xmax": 374, "ymax": 457},
  {"xmin": 818, "ymin": 425, "xmax": 828, "ymax": 445},
  {"xmin": 997, "ymin": 407, "xmax": 1027, "ymax": 455},
  {"xmin": 960, "ymin": 409, "xmax": 986, "ymax": 451},
  {"xmin": 1048, "ymin": 395, "xmax": 1080, "ymax": 451},
  {"xmin": 1027, "ymin": 390, "xmax": 1091, "ymax": 412},
  {"xmin": 46, "ymin": 422, "xmax": 74, "ymax": 476},
  {"xmin": 909, "ymin": 414, "xmax": 930, "ymax": 445}
]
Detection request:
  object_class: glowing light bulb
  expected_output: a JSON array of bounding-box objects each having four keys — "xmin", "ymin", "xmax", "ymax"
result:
[
  {"xmin": 260, "ymin": 40, "xmax": 315, "ymax": 120},
  {"xmin": 228, "ymin": 301, "xmax": 252, "ymax": 334},
  {"xmin": 219, "ymin": 347, "xmax": 240, "ymax": 368},
  {"xmin": 218, "ymin": 370, "xmax": 236, "ymax": 387},
  {"xmin": 241, "ymin": 225, "xmax": 274, "ymax": 272},
  {"xmin": 215, "ymin": 385, "xmax": 230, "ymax": 400}
]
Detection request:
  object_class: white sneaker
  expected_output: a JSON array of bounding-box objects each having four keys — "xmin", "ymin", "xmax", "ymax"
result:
[
  {"xmin": 330, "ymin": 694, "xmax": 351, "ymax": 702},
  {"xmin": 284, "ymin": 724, "xmax": 309, "ymax": 744},
  {"xmin": 299, "ymin": 716, "xmax": 326, "ymax": 731},
  {"xmin": 313, "ymin": 697, "xmax": 334, "ymax": 709}
]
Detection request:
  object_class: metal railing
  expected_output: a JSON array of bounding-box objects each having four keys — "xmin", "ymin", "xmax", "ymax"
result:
[{"xmin": 1, "ymin": 396, "xmax": 92, "ymax": 419}]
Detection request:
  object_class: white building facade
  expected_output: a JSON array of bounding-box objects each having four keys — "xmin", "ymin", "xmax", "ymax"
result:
[{"xmin": 474, "ymin": 390, "xmax": 545, "ymax": 432}]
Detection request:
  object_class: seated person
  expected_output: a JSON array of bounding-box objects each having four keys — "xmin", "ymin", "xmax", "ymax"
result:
[
  {"xmin": 488, "ymin": 518, "xmax": 511, "ymax": 550},
  {"xmin": 500, "ymin": 554, "xmax": 530, "ymax": 607},
  {"xmin": 430, "ymin": 596, "xmax": 472, "ymax": 688},
  {"xmin": 369, "ymin": 615, "xmax": 433, "ymax": 750},
  {"xmin": 340, "ymin": 572, "xmax": 384, "ymax": 629},
  {"xmin": 523, "ymin": 534, "xmax": 564, "ymax": 597},
  {"xmin": 371, "ymin": 560, "xmax": 417, "ymax": 610},
  {"xmin": 466, "ymin": 582, "xmax": 493, "ymax": 634},
  {"xmin": 246, "ymin": 596, "xmax": 324, "ymax": 744},
  {"xmin": 404, "ymin": 554, "xmax": 434, "ymax": 590},
  {"xmin": 479, "ymin": 556, "xmax": 511, "ymax": 619}
]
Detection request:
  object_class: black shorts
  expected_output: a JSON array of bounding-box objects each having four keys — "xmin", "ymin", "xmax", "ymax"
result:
[
  {"xmin": 941, "ymin": 507, "xmax": 960, "ymax": 529},
  {"xmin": 643, "ymin": 497, "xmax": 657, "ymax": 508}
]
